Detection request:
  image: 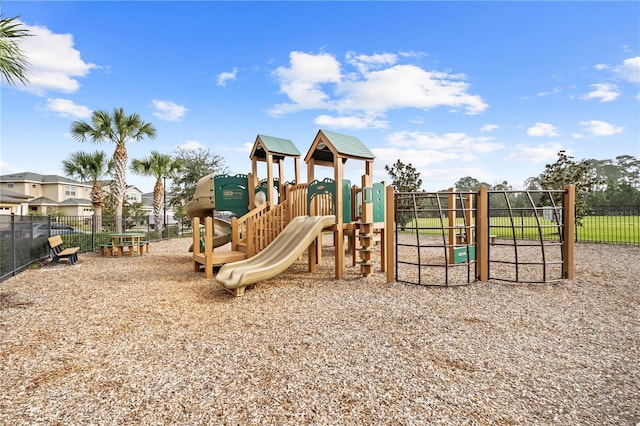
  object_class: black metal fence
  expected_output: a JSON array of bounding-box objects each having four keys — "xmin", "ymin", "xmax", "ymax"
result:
[{"xmin": 0, "ymin": 214, "xmax": 192, "ymax": 282}]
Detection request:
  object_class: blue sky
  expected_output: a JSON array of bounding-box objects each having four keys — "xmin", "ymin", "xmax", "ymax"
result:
[{"xmin": 2, "ymin": 1, "xmax": 639, "ymax": 193}]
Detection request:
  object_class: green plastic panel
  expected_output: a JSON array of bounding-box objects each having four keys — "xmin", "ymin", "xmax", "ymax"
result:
[
  {"xmin": 214, "ymin": 174, "xmax": 249, "ymax": 216},
  {"xmin": 453, "ymin": 245, "xmax": 476, "ymax": 264},
  {"xmin": 342, "ymin": 179, "xmax": 352, "ymax": 223},
  {"xmin": 307, "ymin": 178, "xmax": 336, "ymax": 214},
  {"xmin": 373, "ymin": 182, "xmax": 385, "ymax": 223}
]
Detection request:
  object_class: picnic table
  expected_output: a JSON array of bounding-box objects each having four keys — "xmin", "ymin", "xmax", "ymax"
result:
[{"xmin": 103, "ymin": 232, "xmax": 148, "ymax": 256}]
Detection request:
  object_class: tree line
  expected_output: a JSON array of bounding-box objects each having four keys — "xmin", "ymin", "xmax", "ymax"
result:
[{"xmin": 385, "ymin": 152, "xmax": 640, "ymax": 227}]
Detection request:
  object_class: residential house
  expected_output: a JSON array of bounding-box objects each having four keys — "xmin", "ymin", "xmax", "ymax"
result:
[
  {"xmin": 0, "ymin": 172, "xmax": 93, "ymax": 216},
  {"xmin": 141, "ymin": 192, "xmax": 177, "ymax": 225}
]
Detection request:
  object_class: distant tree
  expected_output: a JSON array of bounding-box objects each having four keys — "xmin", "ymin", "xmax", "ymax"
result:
[
  {"xmin": 70, "ymin": 107, "xmax": 157, "ymax": 232},
  {"xmin": 526, "ymin": 150, "xmax": 604, "ymax": 225},
  {"xmin": 454, "ymin": 176, "xmax": 491, "ymax": 192},
  {"xmin": 586, "ymin": 155, "xmax": 640, "ymax": 207},
  {"xmin": 62, "ymin": 150, "xmax": 113, "ymax": 220},
  {"xmin": 384, "ymin": 159, "xmax": 422, "ymax": 192},
  {"xmin": 385, "ymin": 159, "xmax": 423, "ymax": 229},
  {"xmin": 130, "ymin": 150, "xmax": 183, "ymax": 238},
  {"xmin": 0, "ymin": 15, "xmax": 31, "ymax": 85},
  {"xmin": 170, "ymin": 146, "xmax": 228, "ymax": 222}
]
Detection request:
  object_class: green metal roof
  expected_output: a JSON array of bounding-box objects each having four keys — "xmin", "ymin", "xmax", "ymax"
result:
[
  {"xmin": 319, "ymin": 129, "xmax": 375, "ymax": 160},
  {"xmin": 257, "ymin": 135, "xmax": 301, "ymax": 157}
]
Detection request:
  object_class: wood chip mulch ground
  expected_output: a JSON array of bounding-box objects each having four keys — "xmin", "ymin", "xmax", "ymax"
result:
[{"xmin": 1, "ymin": 237, "xmax": 638, "ymax": 425}]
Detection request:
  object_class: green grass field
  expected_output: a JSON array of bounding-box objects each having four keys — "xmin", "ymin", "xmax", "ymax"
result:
[{"xmin": 402, "ymin": 215, "xmax": 640, "ymax": 245}]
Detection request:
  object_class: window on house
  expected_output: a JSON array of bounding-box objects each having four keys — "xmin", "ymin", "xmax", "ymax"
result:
[
  {"xmin": 65, "ymin": 185, "xmax": 76, "ymax": 196},
  {"xmin": 7, "ymin": 183, "xmax": 13, "ymax": 188}
]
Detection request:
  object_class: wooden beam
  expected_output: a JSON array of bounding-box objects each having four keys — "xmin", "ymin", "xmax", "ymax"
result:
[
  {"xmin": 562, "ymin": 184, "xmax": 575, "ymax": 279},
  {"xmin": 477, "ymin": 186, "xmax": 489, "ymax": 282},
  {"xmin": 385, "ymin": 185, "xmax": 395, "ymax": 283}
]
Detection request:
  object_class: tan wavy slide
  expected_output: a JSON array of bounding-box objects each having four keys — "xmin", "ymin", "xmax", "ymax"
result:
[{"xmin": 215, "ymin": 215, "xmax": 336, "ymax": 292}]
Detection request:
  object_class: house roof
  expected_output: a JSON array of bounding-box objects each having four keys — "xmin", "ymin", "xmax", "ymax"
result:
[
  {"xmin": 28, "ymin": 196, "xmax": 58, "ymax": 206},
  {"xmin": 58, "ymin": 198, "xmax": 92, "ymax": 206},
  {"xmin": 0, "ymin": 172, "xmax": 88, "ymax": 186},
  {"xmin": 250, "ymin": 134, "xmax": 301, "ymax": 161},
  {"xmin": 0, "ymin": 188, "xmax": 32, "ymax": 204},
  {"xmin": 305, "ymin": 129, "xmax": 375, "ymax": 164}
]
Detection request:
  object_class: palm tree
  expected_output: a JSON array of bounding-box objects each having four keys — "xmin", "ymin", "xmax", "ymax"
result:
[
  {"xmin": 62, "ymin": 150, "xmax": 113, "ymax": 219},
  {"xmin": 0, "ymin": 15, "xmax": 31, "ymax": 85},
  {"xmin": 130, "ymin": 150, "xmax": 182, "ymax": 238},
  {"xmin": 70, "ymin": 107, "xmax": 157, "ymax": 232}
]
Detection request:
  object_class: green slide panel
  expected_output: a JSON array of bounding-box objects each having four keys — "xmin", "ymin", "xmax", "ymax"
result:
[
  {"xmin": 342, "ymin": 179, "xmax": 352, "ymax": 223},
  {"xmin": 373, "ymin": 182, "xmax": 385, "ymax": 223},
  {"xmin": 307, "ymin": 178, "xmax": 336, "ymax": 214},
  {"xmin": 214, "ymin": 174, "xmax": 250, "ymax": 216}
]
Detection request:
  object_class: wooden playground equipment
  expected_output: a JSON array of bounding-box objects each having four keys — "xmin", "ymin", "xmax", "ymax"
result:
[
  {"xmin": 190, "ymin": 130, "xmax": 390, "ymax": 295},
  {"xmin": 189, "ymin": 129, "xmax": 575, "ymax": 296},
  {"xmin": 390, "ymin": 186, "xmax": 575, "ymax": 286}
]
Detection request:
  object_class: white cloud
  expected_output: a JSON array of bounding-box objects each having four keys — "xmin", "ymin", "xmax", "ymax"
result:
[
  {"xmin": 371, "ymin": 147, "xmax": 460, "ymax": 168},
  {"xmin": 238, "ymin": 142, "xmax": 253, "ymax": 153},
  {"xmin": 216, "ymin": 68, "xmax": 238, "ymax": 86},
  {"xmin": 580, "ymin": 83, "xmax": 620, "ymax": 102},
  {"xmin": 387, "ymin": 130, "xmax": 502, "ymax": 154},
  {"xmin": 45, "ymin": 98, "xmax": 92, "ymax": 119},
  {"xmin": 527, "ymin": 122, "xmax": 559, "ymax": 137},
  {"xmin": 572, "ymin": 133, "xmax": 584, "ymax": 139},
  {"xmin": 614, "ymin": 56, "xmax": 640, "ymax": 83},
  {"xmin": 269, "ymin": 50, "xmax": 488, "ymax": 126},
  {"xmin": 337, "ymin": 64, "xmax": 488, "ymax": 115},
  {"xmin": 314, "ymin": 114, "xmax": 388, "ymax": 129},
  {"xmin": 16, "ymin": 20, "xmax": 97, "ymax": 95},
  {"xmin": 536, "ymin": 87, "xmax": 561, "ymax": 97},
  {"xmin": 345, "ymin": 51, "xmax": 398, "ymax": 74},
  {"xmin": 480, "ymin": 124, "xmax": 499, "ymax": 132},
  {"xmin": 270, "ymin": 51, "xmax": 342, "ymax": 115},
  {"xmin": 176, "ymin": 140, "xmax": 207, "ymax": 151},
  {"xmin": 594, "ymin": 64, "xmax": 608, "ymax": 71},
  {"xmin": 505, "ymin": 143, "xmax": 564, "ymax": 163},
  {"xmin": 0, "ymin": 160, "xmax": 22, "ymax": 175},
  {"xmin": 152, "ymin": 99, "xmax": 187, "ymax": 122},
  {"xmin": 579, "ymin": 120, "xmax": 624, "ymax": 136}
]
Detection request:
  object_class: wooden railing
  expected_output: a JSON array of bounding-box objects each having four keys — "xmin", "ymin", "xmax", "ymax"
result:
[
  {"xmin": 230, "ymin": 182, "xmax": 335, "ymax": 258},
  {"xmin": 287, "ymin": 183, "xmax": 309, "ymax": 218},
  {"xmin": 231, "ymin": 201, "xmax": 290, "ymax": 257},
  {"xmin": 231, "ymin": 202, "xmax": 268, "ymax": 255}
]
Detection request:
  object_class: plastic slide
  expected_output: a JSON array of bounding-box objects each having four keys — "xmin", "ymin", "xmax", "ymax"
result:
[
  {"xmin": 188, "ymin": 217, "xmax": 231, "ymax": 252},
  {"xmin": 215, "ymin": 215, "xmax": 336, "ymax": 291}
]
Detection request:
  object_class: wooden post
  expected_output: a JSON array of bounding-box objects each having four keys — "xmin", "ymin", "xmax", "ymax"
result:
[
  {"xmin": 266, "ymin": 153, "xmax": 274, "ymax": 206},
  {"xmin": 448, "ymin": 188, "xmax": 455, "ymax": 264},
  {"xmin": 192, "ymin": 217, "xmax": 201, "ymax": 272},
  {"xmin": 562, "ymin": 184, "xmax": 575, "ymax": 279},
  {"xmin": 477, "ymin": 186, "xmax": 489, "ymax": 281},
  {"xmin": 385, "ymin": 185, "xmax": 396, "ymax": 283},
  {"xmin": 204, "ymin": 216, "xmax": 213, "ymax": 279},
  {"xmin": 294, "ymin": 157, "xmax": 300, "ymax": 186},
  {"xmin": 334, "ymin": 158, "xmax": 344, "ymax": 279}
]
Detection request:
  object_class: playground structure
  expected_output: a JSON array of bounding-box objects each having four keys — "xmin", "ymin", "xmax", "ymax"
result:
[
  {"xmin": 188, "ymin": 129, "xmax": 575, "ymax": 296},
  {"xmin": 189, "ymin": 130, "xmax": 389, "ymax": 296},
  {"xmin": 392, "ymin": 186, "xmax": 575, "ymax": 286}
]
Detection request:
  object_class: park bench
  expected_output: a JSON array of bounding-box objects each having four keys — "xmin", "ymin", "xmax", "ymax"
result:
[{"xmin": 47, "ymin": 235, "xmax": 80, "ymax": 266}]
